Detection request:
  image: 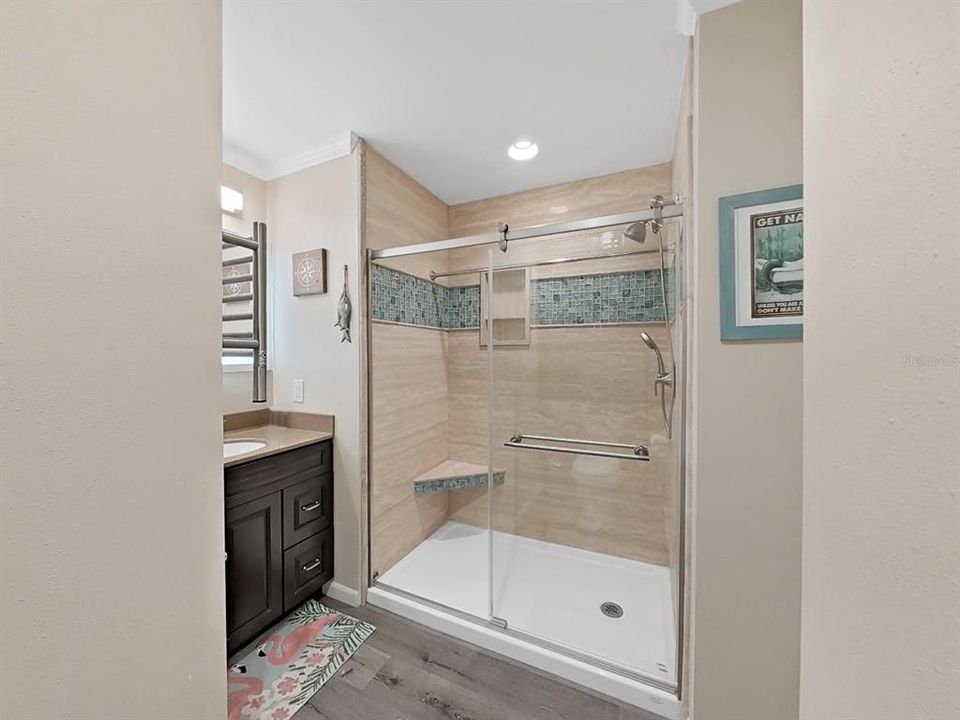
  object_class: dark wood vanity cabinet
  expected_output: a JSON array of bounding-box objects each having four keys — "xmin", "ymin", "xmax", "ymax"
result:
[{"xmin": 224, "ymin": 440, "xmax": 333, "ymax": 653}]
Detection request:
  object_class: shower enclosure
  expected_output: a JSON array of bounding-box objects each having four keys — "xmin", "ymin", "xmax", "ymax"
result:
[{"xmin": 366, "ymin": 204, "xmax": 685, "ymax": 712}]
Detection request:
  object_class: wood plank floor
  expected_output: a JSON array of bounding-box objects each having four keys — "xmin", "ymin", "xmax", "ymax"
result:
[{"xmin": 293, "ymin": 600, "xmax": 664, "ymax": 720}]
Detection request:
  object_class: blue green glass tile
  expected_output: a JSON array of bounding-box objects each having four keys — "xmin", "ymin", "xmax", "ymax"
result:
[
  {"xmin": 414, "ymin": 470, "xmax": 506, "ymax": 495},
  {"xmin": 371, "ymin": 264, "xmax": 444, "ymax": 328},
  {"xmin": 530, "ymin": 270, "xmax": 665, "ymax": 324},
  {"xmin": 372, "ymin": 265, "xmax": 480, "ymax": 330},
  {"xmin": 373, "ymin": 265, "xmax": 669, "ymax": 330},
  {"xmin": 447, "ymin": 285, "xmax": 480, "ymax": 328}
]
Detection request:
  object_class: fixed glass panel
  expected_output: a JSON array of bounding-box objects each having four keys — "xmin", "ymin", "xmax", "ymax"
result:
[{"xmin": 369, "ymin": 248, "xmax": 492, "ymax": 620}]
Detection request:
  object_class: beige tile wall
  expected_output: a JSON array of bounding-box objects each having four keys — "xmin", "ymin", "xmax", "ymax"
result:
[
  {"xmin": 443, "ymin": 164, "xmax": 679, "ymax": 565},
  {"xmin": 365, "ymin": 146, "xmax": 452, "ymax": 578},
  {"xmin": 442, "ymin": 163, "xmax": 674, "ymax": 288},
  {"xmin": 448, "ymin": 164, "xmax": 672, "ymax": 236},
  {"xmin": 365, "ymin": 147, "xmax": 449, "ymax": 281},
  {"xmin": 446, "ymin": 325, "xmax": 674, "ymax": 565},
  {"xmin": 370, "ymin": 322, "xmax": 450, "ymax": 576}
]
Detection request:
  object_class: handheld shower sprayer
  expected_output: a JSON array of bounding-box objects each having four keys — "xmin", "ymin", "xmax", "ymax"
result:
[
  {"xmin": 639, "ymin": 330, "xmax": 675, "ymax": 438},
  {"xmin": 639, "ymin": 331, "xmax": 673, "ymax": 395},
  {"xmin": 639, "ymin": 331, "xmax": 666, "ymax": 378}
]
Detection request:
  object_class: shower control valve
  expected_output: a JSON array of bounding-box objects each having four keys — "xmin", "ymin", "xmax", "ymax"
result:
[{"xmin": 654, "ymin": 372, "xmax": 674, "ymax": 397}]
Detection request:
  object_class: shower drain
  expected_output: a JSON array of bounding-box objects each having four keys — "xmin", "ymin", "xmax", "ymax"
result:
[{"xmin": 600, "ymin": 601, "xmax": 623, "ymax": 618}]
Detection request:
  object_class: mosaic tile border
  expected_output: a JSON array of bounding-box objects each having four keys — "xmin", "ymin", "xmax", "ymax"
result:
[
  {"xmin": 444, "ymin": 284, "xmax": 480, "ymax": 329},
  {"xmin": 530, "ymin": 270, "xmax": 667, "ymax": 325},
  {"xmin": 371, "ymin": 264, "xmax": 675, "ymax": 329},
  {"xmin": 414, "ymin": 470, "xmax": 506, "ymax": 495},
  {"xmin": 371, "ymin": 264, "xmax": 446, "ymax": 328}
]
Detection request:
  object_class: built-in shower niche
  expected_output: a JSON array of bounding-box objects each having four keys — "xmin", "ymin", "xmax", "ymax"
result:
[{"xmin": 480, "ymin": 267, "xmax": 530, "ymax": 346}]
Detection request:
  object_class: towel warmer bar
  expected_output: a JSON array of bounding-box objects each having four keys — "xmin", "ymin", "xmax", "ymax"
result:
[{"xmin": 222, "ymin": 222, "xmax": 267, "ymax": 402}]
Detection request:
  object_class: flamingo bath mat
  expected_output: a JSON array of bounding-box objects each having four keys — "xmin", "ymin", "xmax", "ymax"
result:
[{"xmin": 227, "ymin": 600, "xmax": 375, "ymax": 720}]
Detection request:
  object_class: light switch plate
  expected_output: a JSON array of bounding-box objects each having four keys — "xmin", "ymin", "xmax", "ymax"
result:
[{"xmin": 292, "ymin": 379, "xmax": 305, "ymax": 403}]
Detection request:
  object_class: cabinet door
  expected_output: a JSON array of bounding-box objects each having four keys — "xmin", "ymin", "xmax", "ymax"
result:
[{"xmin": 225, "ymin": 493, "xmax": 282, "ymax": 653}]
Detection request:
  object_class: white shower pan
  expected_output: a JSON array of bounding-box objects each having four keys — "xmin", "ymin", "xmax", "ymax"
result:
[{"xmin": 369, "ymin": 521, "xmax": 680, "ymax": 719}]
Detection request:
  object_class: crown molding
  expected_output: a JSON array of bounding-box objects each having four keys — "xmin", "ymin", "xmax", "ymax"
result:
[
  {"xmin": 688, "ymin": 0, "xmax": 743, "ymax": 18},
  {"xmin": 223, "ymin": 140, "xmax": 269, "ymax": 180},
  {"xmin": 676, "ymin": 0, "xmax": 696, "ymax": 36},
  {"xmin": 223, "ymin": 131, "xmax": 359, "ymax": 182},
  {"xmin": 266, "ymin": 131, "xmax": 358, "ymax": 180}
]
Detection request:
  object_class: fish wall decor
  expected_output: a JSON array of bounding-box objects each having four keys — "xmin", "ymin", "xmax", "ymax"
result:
[{"xmin": 334, "ymin": 264, "xmax": 352, "ymax": 343}]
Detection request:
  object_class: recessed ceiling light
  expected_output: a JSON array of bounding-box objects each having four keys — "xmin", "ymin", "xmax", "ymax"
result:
[{"xmin": 508, "ymin": 139, "xmax": 539, "ymax": 161}]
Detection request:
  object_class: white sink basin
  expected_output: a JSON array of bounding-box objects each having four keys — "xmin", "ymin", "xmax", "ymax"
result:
[{"xmin": 223, "ymin": 440, "xmax": 266, "ymax": 459}]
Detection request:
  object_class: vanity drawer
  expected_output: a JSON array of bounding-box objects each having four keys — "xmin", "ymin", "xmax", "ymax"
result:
[
  {"xmin": 282, "ymin": 473, "xmax": 333, "ymax": 548},
  {"xmin": 225, "ymin": 440, "xmax": 333, "ymax": 504},
  {"xmin": 283, "ymin": 527, "xmax": 333, "ymax": 612}
]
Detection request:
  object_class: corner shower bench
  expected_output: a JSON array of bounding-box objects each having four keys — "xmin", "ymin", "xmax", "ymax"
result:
[{"xmin": 412, "ymin": 459, "xmax": 505, "ymax": 495}]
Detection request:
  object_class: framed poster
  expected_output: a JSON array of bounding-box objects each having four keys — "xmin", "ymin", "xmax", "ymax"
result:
[{"xmin": 719, "ymin": 185, "xmax": 803, "ymax": 340}]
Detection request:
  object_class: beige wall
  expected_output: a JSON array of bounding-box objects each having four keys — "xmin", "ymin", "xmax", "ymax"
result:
[
  {"xmin": 223, "ymin": 368, "xmax": 273, "ymax": 413},
  {"xmin": 800, "ymin": 2, "xmax": 960, "ymax": 718},
  {"xmin": 0, "ymin": 2, "xmax": 226, "ymax": 718},
  {"xmin": 448, "ymin": 165, "xmax": 673, "ymax": 237},
  {"xmin": 267, "ymin": 154, "xmax": 363, "ymax": 596},
  {"xmin": 690, "ymin": 2, "xmax": 803, "ymax": 718},
  {"xmin": 365, "ymin": 148, "xmax": 452, "ymax": 578},
  {"xmin": 222, "ymin": 163, "xmax": 273, "ymax": 412}
]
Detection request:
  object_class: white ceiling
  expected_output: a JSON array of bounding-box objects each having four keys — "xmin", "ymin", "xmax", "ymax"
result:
[{"xmin": 223, "ymin": 1, "xmax": 691, "ymax": 205}]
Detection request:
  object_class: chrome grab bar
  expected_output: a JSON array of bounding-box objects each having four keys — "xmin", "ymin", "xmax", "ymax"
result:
[
  {"xmin": 505, "ymin": 433, "xmax": 650, "ymax": 461},
  {"xmin": 222, "ymin": 223, "xmax": 267, "ymax": 403}
]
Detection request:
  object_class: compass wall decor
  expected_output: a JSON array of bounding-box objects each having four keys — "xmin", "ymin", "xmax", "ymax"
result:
[{"xmin": 291, "ymin": 248, "xmax": 328, "ymax": 296}]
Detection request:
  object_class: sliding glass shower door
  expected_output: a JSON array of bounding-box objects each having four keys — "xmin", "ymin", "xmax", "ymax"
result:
[{"xmin": 486, "ymin": 228, "xmax": 680, "ymax": 687}]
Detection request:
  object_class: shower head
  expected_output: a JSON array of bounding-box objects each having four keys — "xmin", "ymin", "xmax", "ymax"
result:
[
  {"xmin": 623, "ymin": 221, "xmax": 647, "ymax": 243},
  {"xmin": 640, "ymin": 331, "xmax": 666, "ymax": 376}
]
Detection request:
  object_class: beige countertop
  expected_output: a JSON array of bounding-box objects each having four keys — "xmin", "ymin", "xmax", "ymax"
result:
[{"xmin": 223, "ymin": 410, "xmax": 334, "ymax": 467}]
